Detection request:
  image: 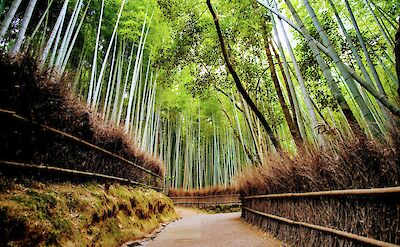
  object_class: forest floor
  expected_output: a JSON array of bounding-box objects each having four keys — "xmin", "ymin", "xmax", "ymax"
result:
[{"xmin": 139, "ymin": 207, "xmax": 283, "ymax": 247}]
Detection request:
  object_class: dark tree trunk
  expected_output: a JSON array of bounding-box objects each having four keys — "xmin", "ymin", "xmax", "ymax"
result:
[
  {"xmin": 260, "ymin": 17, "xmax": 302, "ymax": 146},
  {"xmin": 206, "ymin": 0, "xmax": 282, "ymax": 152},
  {"xmin": 395, "ymin": 18, "xmax": 400, "ymax": 97}
]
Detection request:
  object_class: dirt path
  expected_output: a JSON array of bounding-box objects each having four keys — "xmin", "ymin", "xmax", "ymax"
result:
[{"xmin": 141, "ymin": 207, "xmax": 282, "ymax": 247}]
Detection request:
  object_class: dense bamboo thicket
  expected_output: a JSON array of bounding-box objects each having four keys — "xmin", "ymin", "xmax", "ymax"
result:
[
  {"xmin": 0, "ymin": 0, "xmax": 399, "ymax": 190},
  {"xmin": 1, "ymin": 0, "xmax": 400, "ymax": 245}
]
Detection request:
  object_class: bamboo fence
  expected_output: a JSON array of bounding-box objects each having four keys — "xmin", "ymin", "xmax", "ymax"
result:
[
  {"xmin": 0, "ymin": 160, "xmax": 162, "ymax": 191},
  {"xmin": 242, "ymin": 187, "xmax": 400, "ymax": 246},
  {"xmin": 241, "ymin": 187, "xmax": 400, "ymax": 199},
  {"xmin": 0, "ymin": 108, "xmax": 162, "ymax": 179},
  {"xmin": 170, "ymin": 194, "xmax": 241, "ymax": 208},
  {"xmin": 242, "ymin": 207, "xmax": 399, "ymax": 247},
  {"xmin": 0, "ymin": 108, "xmax": 163, "ymax": 190}
]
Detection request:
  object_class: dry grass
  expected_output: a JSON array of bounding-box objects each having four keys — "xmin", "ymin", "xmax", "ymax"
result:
[
  {"xmin": 238, "ymin": 129, "xmax": 400, "ymax": 246},
  {"xmin": 237, "ymin": 130, "xmax": 400, "ymax": 196},
  {"xmin": 0, "ymin": 53, "xmax": 164, "ymax": 184}
]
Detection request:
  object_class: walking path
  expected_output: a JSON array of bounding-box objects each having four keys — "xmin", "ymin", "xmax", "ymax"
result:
[{"xmin": 142, "ymin": 207, "xmax": 282, "ymax": 247}]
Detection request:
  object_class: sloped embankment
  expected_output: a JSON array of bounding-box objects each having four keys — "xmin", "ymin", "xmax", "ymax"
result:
[
  {"xmin": 0, "ymin": 176, "xmax": 178, "ymax": 246},
  {"xmin": 238, "ymin": 134, "xmax": 400, "ymax": 246},
  {"xmin": 0, "ymin": 53, "xmax": 177, "ymax": 245},
  {"xmin": 0, "ymin": 53, "xmax": 163, "ymax": 187}
]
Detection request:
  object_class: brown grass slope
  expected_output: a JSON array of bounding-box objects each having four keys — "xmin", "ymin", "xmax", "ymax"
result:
[
  {"xmin": 0, "ymin": 53, "xmax": 163, "ymax": 186},
  {"xmin": 238, "ymin": 133, "xmax": 400, "ymax": 196},
  {"xmin": 238, "ymin": 132, "xmax": 400, "ymax": 246}
]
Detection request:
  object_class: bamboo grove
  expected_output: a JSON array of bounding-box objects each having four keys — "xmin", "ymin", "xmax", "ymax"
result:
[{"xmin": 0, "ymin": 0, "xmax": 398, "ymax": 190}]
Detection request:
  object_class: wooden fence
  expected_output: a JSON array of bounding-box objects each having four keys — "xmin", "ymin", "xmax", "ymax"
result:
[
  {"xmin": 242, "ymin": 187, "xmax": 400, "ymax": 247},
  {"xmin": 170, "ymin": 194, "xmax": 241, "ymax": 208},
  {"xmin": 0, "ymin": 108, "xmax": 163, "ymax": 190},
  {"xmin": 0, "ymin": 160, "xmax": 162, "ymax": 191}
]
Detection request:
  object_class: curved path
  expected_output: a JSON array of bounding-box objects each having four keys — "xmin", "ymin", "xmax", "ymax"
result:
[{"xmin": 142, "ymin": 208, "xmax": 282, "ymax": 247}]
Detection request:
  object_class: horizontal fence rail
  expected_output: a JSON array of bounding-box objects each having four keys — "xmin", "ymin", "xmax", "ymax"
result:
[
  {"xmin": 173, "ymin": 201, "xmax": 241, "ymax": 205},
  {"xmin": 170, "ymin": 194, "xmax": 241, "ymax": 208},
  {"xmin": 242, "ymin": 187, "xmax": 400, "ymax": 246},
  {"xmin": 0, "ymin": 160, "xmax": 163, "ymax": 191},
  {"xmin": 242, "ymin": 207, "xmax": 399, "ymax": 247},
  {"xmin": 0, "ymin": 108, "xmax": 161, "ymax": 179},
  {"xmin": 169, "ymin": 194, "xmax": 240, "ymax": 200},
  {"xmin": 241, "ymin": 187, "xmax": 400, "ymax": 200}
]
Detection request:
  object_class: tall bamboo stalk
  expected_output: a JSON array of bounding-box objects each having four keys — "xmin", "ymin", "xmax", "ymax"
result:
[{"xmin": 0, "ymin": 0, "xmax": 22, "ymax": 37}]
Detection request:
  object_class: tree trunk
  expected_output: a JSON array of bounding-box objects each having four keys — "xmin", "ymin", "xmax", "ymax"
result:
[
  {"xmin": 102, "ymin": 34, "xmax": 118, "ymax": 119},
  {"xmin": 395, "ymin": 18, "xmax": 400, "ymax": 96},
  {"xmin": 49, "ymin": 12, "xmax": 65, "ymax": 67},
  {"xmin": 303, "ymin": 0, "xmax": 382, "ymax": 139},
  {"xmin": 364, "ymin": 0, "xmax": 394, "ymax": 49},
  {"xmin": 259, "ymin": 15, "xmax": 302, "ymax": 145},
  {"xmin": 0, "ymin": 0, "xmax": 22, "ymax": 37},
  {"xmin": 125, "ymin": 14, "xmax": 147, "ymax": 132},
  {"xmin": 270, "ymin": 15, "xmax": 307, "ymax": 140},
  {"xmin": 259, "ymin": 0, "xmax": 400, "ymax": 117},
  {"xmin": 55, "ymin": 0, "xmax": 81, "ymax": 68},
  {"xmin": 11, "ymin": 0, "xmax": 38, "ymax": 54},
  {"xmin": 327, "ymin": 0, "xmax": 385, "ymax": 135},
  {"xmin": 41, "ymin": 0, "xmax": 69, "ymax": 66},
  {"xmin": 344, "ymin": 0, "xmax": 386, "ymax": 97},
  {"xmin": 218, "ymin": 97, "xmax": 257, "ymax": 164},
  {"xmin": 92, "ymin": 0, "xmax": 126, "ymax": 110},
  {"xmin": 270, "ymin": 43, "xmax": 303, "ymax": 141},
  {"xmin": 27, "ymin": 0, "xmax": 54, "ymax": 46},
  {"xmin": 110, "ymin": 43, "xmax": 123, "ymax": 124},
  {"xmin": 282, "ymin": 0, "xmax": 360, "ymax": 134},
  {"xmin": 269, "ymin": 0, "xmax": 322, "ymax": 145},
  {"xmin": 61, "ymin": 0, "xmax": 91, "ymax": 74},
  {"xmin": 206, "ymin": 0, "xmax": 281, "ymax": 151},
  {"xmin": 87, "ymin": 0, "xmax": 104, "ymax": 106}
]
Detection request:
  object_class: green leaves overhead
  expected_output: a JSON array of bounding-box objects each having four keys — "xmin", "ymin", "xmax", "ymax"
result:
[{"xmin": 1, "ymin": 0, "xmax": 398, "ymax": 189}]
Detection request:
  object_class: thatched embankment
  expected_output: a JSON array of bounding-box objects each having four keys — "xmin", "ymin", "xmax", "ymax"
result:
[
  {"xmin": 0, "ymin": 53, "xmax": 163, "ymax": 188},
  {"xmin": 238, "ymin": 133, "xmax": 400, "ymax": 246}
]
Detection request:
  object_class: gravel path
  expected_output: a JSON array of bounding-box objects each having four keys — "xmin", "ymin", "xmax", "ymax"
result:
[{"xmin": 142, "ymin": 208, "xmax": 282, "ymax": 247}]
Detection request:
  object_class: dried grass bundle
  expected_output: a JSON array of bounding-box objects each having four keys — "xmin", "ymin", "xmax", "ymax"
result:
[
  {"xmin": 0, "ymin": 53, "xmax": 164, "ymax": 185},
  {"xmin": 238, "ymin": 130, "xmax": 400, "ymax": 246},
  {"xmin": 238, "ymin": 131, "xmax": 400, "ymax": 196}
]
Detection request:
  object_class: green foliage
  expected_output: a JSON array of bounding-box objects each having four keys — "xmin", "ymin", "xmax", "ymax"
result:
[{"xmin": 1, "ymin": 0, "xmax": 398, "ymax": 189}]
